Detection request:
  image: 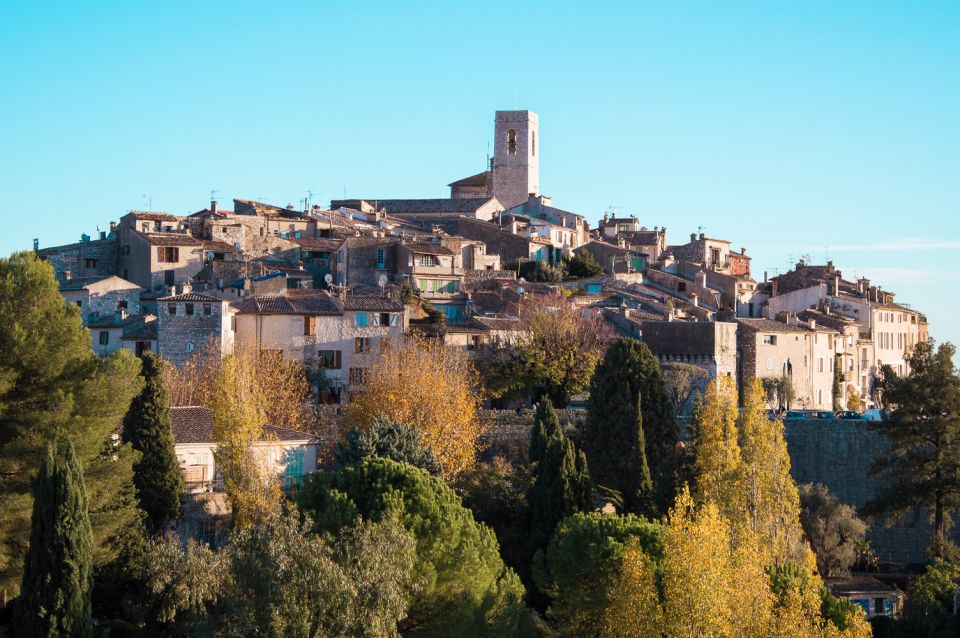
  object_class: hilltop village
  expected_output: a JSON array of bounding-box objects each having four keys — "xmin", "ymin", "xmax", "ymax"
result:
[
  {"xmin": 38, "ymin": 110, "xmax": 927, "ymax": 413},
  {"xmin": 7, "ymin": 110, "xmax": 948, "ymax": 634}
]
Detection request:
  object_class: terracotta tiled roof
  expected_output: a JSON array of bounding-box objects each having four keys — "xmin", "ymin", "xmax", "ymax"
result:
[
  {"xmin": 233, "ymin": 290, "xmax": 343, "ymax": 315},
  {"xmin": 736, "ymin": 318, "xmax": 809, "ymax": 333},
  {"xmin": 405, "ymin": 242, "xmax": 453, "ymax": 256},
  {"xmin": 158, "ymin": 291, "xmax": 225, "ymax": 302},
  {"xmin": 137, "ymin": 232, "xmax": 202, "ymax": 247},
  {"xmin": 202, "ymin": 240, "xmax": 240, "ymax": 253},
  {"xmin": 341, "ymin": 296, "xmax": 405, "ymax": 312},
  {"xmin": 331, "ymin": 198, "xmax": 498, "ymax": 215},
  {"xmin": 170, "ymin": 406, "xmax": 320, "ymax": 444},
  {"xmin": 447, "ymin": 171, "xmax": 491, "ymax": 187},
  {"xmin": 128, "ymin": 211, "xmax": 182, "ymax": 221},
  {"xmin": 291, "ymin": 238, "xmax": 343, "ymax": 251}
]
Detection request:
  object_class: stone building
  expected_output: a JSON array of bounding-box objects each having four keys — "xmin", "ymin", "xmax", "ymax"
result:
[
  {"xmin": 335, "ymin": 237, "xmax": 399, "ymax": 288},
  {"xmin": 640, "ymin": 320, "xmax": 738, "ymax": 381},
  {"xmin": 397, "ymin": 242, "xmax": 467, "ymax": 321},
  {"xmin": 37, "ymin": 234, "xmax": 118, "ymax": 281},
  {"xmin": 662, "ymin": 232, "xmax": 751, "ymax": 277},
  {"xmin": 491, "ymin": 110, "xmax": 539, "ymax": 209},
  {"xmin": 233, "ymin": 290, "xmax": 406, "ymax": 403},
  {"xmin": 504, "ymin": 195, "xmax": 590, "ymax": 249},
  {"xmin": 59, "ymin": 275, "xmax": 142, "ymax": 323},
  {"xmin": 157, "ymin": 288, "xmax": 235, "ymax": 365},
  {"xmin": 737, "ymin": 318, "xmax": 827, "ymax": 408}
]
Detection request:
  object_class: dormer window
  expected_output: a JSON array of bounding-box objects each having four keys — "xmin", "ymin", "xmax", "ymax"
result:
[{"xmin": 507, "ymin": 129, "xmax": 517, "ymax": 155}]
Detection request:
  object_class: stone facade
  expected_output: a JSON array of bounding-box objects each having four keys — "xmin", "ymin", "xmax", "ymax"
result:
[
  {"xmin": 640, "ymin": 320, "xmax": 738, "ymax": 380},
  {"xmin": 492, "ymin": 110, "xmax": 539, "ymax": 209},
  {"xmin": 157, "ymin": 291, "xmax": 234, "ymax": 364},
  {"xmin": 37, "ymin": 236, "xmax": 118, "ymax": 281}
]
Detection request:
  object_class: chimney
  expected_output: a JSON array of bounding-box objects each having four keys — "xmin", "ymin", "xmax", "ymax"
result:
[
  {"xmin": 168, "ymin": 285, "xmax": 176, "ymax": 297},
  {"xmin": 109, "ymin": 221, "xmax": 116, "ymax": 233},
  {"xmin": 690, "ymin": 233, "xmax": 697, "ymax": 242},
  {"xmin": 211, "ymin": 200, "xmax": 218, "ymax": 214},
  {"xmin": 764, "ymin": 270, "xmax": 768, "ymax": 284},
  {"xmin": 181, "ymin": 281, "xmax": 192, "ymax": 294},
  {"xmin": 834, "ymin": 274, "xmax": 840, "ymax": 297},
  {"xmin": 690, "ymin": 293, "xmax": 699, "ymax": 307},
  {"xmin": 99, "ymin": 231, "xmax": 107, "ymax": 240},
  {"xmin": 808, "ymin": 319, "xmax": 816, "ymax": 331},
  {"xmin": 771, "ymin": 279, "xmax": 778, "ymax": 297},
  {"xmin": 695, "ymin": 270, "xmax": 707, "ymax": 288}
]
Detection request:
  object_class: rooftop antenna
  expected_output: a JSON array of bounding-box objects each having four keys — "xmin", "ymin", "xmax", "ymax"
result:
[
  {"xmin": 825, "ymin": 245, "xmax": 830, "ymax": 262},
  {"xmin": 697, "ymin": 225, "xmax": 705, "ymax": 236},
  {"xmin": 142, "ymin": 194, "xmax": 152, "ymax": 212},
  {"xmin": 210, "ymin": 189, "xmax": 219, "ymax": 204}
]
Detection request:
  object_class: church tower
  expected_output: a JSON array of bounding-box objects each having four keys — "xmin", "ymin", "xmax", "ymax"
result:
[{"xmin": 492, "ymin": 110, "xmax": 539, "ymax": 209}]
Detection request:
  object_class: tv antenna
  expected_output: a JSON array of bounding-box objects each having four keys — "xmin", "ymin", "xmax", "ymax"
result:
[
  {"xmin": 142, "ymin": 194, "xmax": 152, "ymax": 212},
  {"xmin": 210, "ymin": 189, "xmax": 219, "ymax": 204}
]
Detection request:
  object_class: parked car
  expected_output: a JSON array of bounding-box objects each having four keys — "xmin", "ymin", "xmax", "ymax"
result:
[
  {"xmin": 863, "ymin": 409, "xmax": 887, "ymax": 421},
  {"xmin": 814, "ymin": 411, "xmax": 836, "ymax": 420},
  {"xmin": 836, "ymin": 410, "xmax": 865, "ymax": 420},
  {"xmin": 785, "ymin": 410, "xmax": 814, "ymax": 420}
]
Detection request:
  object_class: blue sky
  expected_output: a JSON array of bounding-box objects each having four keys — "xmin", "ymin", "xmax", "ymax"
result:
[{"xmin": 1, "ymin": 1, "xmax": 958, "ymax": 349}]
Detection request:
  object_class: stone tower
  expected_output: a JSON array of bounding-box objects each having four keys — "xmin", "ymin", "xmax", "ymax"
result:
[{"xmin": 492, "ymin": 110, "xmax": 539, "ymax": 209}]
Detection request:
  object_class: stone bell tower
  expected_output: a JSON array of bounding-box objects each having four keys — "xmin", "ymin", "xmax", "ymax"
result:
[{"xmin": 492, "ymin": 110, "xmax": 539, "ymax": 210}]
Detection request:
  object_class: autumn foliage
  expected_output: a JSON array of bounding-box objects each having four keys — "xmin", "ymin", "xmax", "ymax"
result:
[
  {"xmin": 165, "ymin": 342, "xmax": 313, "ymax": 433},
  {"xmin": 346, "ymin": 336, "xmax": 484, "ymax": 477}
]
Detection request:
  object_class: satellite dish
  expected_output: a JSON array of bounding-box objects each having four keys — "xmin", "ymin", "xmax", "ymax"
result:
[
  {"xmin": 517, "ymin": 286, "xmax": 526, "ymax": 295},
  {"xmin": 324, "ymin": 273, "xmax": 334, "ymax": 284},
  {"xmin": 205, "ymin": 251, "xmax": 215, "ymax": 260},
  {"xmin": 378, "ymin": 275, "xmax": 388, "ymax": 287}
]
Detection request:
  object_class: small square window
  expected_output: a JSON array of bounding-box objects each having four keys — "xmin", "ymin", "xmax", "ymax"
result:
[
  {"xmin": 168, "ymin": 304, "xmax": 177, "ymax": 316},
  {"xmin": 185, "ymin": 303, "xmax": 194, "ymax": 316},
  {"xmin": 355, "ymin": 337, "xmax": 371, "ymax": 353},
  {"xmin": 203, "ymin": 303, "xmax": 212, "ymax": 316},
  {"xmin": 763, "ymin": 335, "xmax": 777, "ymax": 345},
  {"xmin": 99, "ymin": 331, "xmax": 109, "ymax": 345}
]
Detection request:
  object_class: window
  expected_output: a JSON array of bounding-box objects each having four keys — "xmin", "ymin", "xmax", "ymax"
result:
[
  {"xmin": 196, "ymin": 521, "xmax": 220, "ymax": 547},
  {"xmin": 304, "ymin": 316, "xmax": 317, "ymax": 336},
  {"xmin": 186, "ymin": 342, "xmax": 195, "ymax": 353},
  {"xmin": 766, "ymin": 357, "xmax": 774, "ymax": 370},
  {"xmin": 135, "ymin": 341, "xmax": 151, "ymax": 356},
  {"xmin": 99, "ymin": 331, "xmax": 109, "ymax": 346},
  {"xmin": 356, "ymin": 313, "xmax": 368, "ymax": 327},
  {"xmin": 117, "ymin": 300, "xmax": 128, "ymax": 310},
  {"xmin": 762, "ymin": 335, "xmax": 777, "ymax": 345},
  {"xmin": 75, "ymin": 300, "xmax": 82, "ymax": 307},
  {"xmin": 531, "ymin": 130, "xmax": 536, "ymax": 156},
  {"xmin": 284, "ymin": 450, "xmax": 304, "ymax": 489},
  {"xmin": 389, "ymin": 313, "xmax": 399, "ymax": 327},
  {"xmin": 371, "ymin": 313, "xmax": 381, "ymax": 327},
  {"xmin": 167, "ymin": 304, "xmax": 177, "ymax": 315},
  {"xmin": 380, "ymin": 312, "xmax": 391, "ymax": 326},
  {"xmin": 164, "ymin": 269, "xmax": 175, "ymax": 286},
  {"xmin": 319, "ymin": 350, "xmax": 341, "ymax": 369},
  {"xmin": 349, "ymin": 367, "xmax": 368, "ymax": 385},
  {"xmin": 507, "ymin": 128, "xmax": 517, "ymax": 155},
  {"xmin": 415, "ymin": 254, "xmax": 438, "ymax": 267},
  {"xmin": 141, "ymin": 223, "xmax": 150, "ymax": 233},
  {"xmin": 355, "ymin": 337, "xmax": 372, "ymax": 353},
  {"xmin": 203, "ymin": 303, "xmax": 212, "ymax": 316},
  {"xmin": 376, "ymin": 249, "xmax": 385, "ymax": 269},
  {"xmin": 157, "ymin": 246, "xmax": 179, "ymax": 263},
  {"xmin": 819, "ymin": 358, "xmax": 824, "ymax": 373},
  {"xmin": 185, "ymin": 303, "xmax": 194, "ymax": 316},
  {"xmin": 85, "ymin": 258, "xmax": 97, "ymax": 269}
]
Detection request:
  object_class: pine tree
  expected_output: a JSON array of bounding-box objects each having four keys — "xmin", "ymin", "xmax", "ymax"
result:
[
  {"xmin": 15, "ymin": 439, "xmax": 94, "ymax": 637},
  {"xmin": 0, "ymin": 252, "xmax": 143, "ymax": 596},
  {"xmin": 832, "ymin": 354, "xmax": 844, "ymax": 412},
  {"xmin": 582, "ymin": 338, "xmax": 676, "ymax": 514},
  {"xmin": 866, "ymin": 339, "xmax": 960, "ymax": 549},
  {"xmin": 528, "ymin": 424, "xmax": 592, "ymax": 554},
  {"xmin": 122, "ymin": 351, "xmax": 183, "ymax": 533}
]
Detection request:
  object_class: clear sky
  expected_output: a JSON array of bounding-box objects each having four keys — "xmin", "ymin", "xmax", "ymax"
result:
[{"xmin": 2, "ymin": 1, "xmax": 958, "ymax": 348}]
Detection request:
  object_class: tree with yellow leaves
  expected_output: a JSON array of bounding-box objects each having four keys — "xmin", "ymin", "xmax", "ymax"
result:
[
  {"xmin": 692, "ymin": 375, "xmax": 744, "ymax": 523},
  {"xmin": 166, "ymin": 342, "xmax": 312, "ymax": 433},
  {"xmin": 210, "ymin": 353, "xmax": 282, "ymax": 528},
  {"xmin": 346, "ymin": 336, "xmax": 484, "ymax": 477},
  {"xmin": 739, "ymin": 378, "xmax": 807, "ymax": 565}
]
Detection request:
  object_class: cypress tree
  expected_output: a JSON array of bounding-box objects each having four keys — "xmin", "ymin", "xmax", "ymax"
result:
[
  {"xmin": 528, "ymin": 398, "xmax": 591, "ymax": 555},
  {"xmin": 582, "ymin": 339, "xmax": 673, "ymax": 514},
  {"xmin": 16, "ymin": 439, "xmax": 94, "ymax": 638},
  {"xmin": 529, "ymin": 400, "xmax": 563, "ymax": 465},
  {"xmin": 122, "ymin": 351, "xmax": 183, "ymax": 533},
  {"xmin": 832, "ymin": 354, "xmax": 844, "ymax": 412}
]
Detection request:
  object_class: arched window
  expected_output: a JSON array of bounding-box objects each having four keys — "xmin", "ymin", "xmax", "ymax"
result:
[
  {"xmin": 531, "ymin": 130, "xmax": 536, "ymax": 156},
  {"xmin": 507, "ymin": 129, "xmax": 517, "ymax": 155}
]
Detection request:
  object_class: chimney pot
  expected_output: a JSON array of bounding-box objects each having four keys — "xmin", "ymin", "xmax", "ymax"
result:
[
  {"xmin": 211, "ymin": 200, "xmax": 218, "ymax": 214},
  {"xmin": 690, "ymin": 233, "xmax": 697, "ymax": 242}
]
